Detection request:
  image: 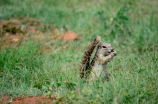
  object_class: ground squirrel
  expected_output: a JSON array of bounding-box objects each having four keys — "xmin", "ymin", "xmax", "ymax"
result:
[{"xmin": 80, "ymin": 36, "xmax": 116, "ymax": 81}]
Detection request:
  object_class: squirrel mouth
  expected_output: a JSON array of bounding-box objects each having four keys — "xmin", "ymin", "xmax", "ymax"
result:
[{"xmin": 104, "ymin": 52, "xmax": 111, "ymax": 56}]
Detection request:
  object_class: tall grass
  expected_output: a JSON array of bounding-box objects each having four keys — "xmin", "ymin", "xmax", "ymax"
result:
[{"xmin": 0, "ymin": 0, "xmax": 158, "ymax": 103}]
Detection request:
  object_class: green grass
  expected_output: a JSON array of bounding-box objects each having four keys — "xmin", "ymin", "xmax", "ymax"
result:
[{"xmin": 0, "ymin": 0, "xmax": 158, "ymax": 103}]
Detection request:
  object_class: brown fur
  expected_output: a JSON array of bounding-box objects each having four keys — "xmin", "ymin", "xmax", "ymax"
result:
[{"xmin": 79, "ymin": 36, "xmax": 101, "ymax": 78}]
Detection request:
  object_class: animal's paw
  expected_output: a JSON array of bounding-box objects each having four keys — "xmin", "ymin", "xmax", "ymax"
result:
[{"xmin": 111, "ymin": 51, "xmax": 117, "ymax": 56}]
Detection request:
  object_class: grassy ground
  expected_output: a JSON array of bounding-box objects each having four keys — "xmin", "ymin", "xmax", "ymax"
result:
[{"xmin": 0, "ymin": 0, "xmax": 158, "ymax": 103}]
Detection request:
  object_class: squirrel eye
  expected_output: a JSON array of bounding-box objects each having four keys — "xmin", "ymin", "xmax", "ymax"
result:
[{"xmin": 102, "ymin": 46, "xmax": 106, "ymax": 48}]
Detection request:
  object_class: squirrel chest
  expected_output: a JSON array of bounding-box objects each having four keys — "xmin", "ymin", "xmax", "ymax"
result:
[{"xmin": 91, "ymin": 61, "xmax": 107, "ymax": 80}]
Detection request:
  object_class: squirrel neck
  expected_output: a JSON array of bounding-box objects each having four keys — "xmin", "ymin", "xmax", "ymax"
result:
[{"xmin": 90, "ymin": 53, "xmax": 107, "ymax": 69}]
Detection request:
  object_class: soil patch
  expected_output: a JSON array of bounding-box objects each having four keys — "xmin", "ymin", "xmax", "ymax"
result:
[
  {"xmin": 0, "ymin": 17, "xmax": 80, "ymax": 52},
  {"xmin": 1, "ymin": 96, "xmax": 55, "ymax": 104}
]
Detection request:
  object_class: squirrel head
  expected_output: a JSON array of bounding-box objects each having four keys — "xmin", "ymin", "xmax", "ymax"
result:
[{"xmin": 96, "ymin": 43, "xmax": 115, "ymax": 56}]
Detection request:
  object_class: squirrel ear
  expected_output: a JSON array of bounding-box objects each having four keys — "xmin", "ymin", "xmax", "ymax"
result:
[
  {"xmin": 97, "ymin": 45, "xmax": 101, "ymax": 49},
  {"xmin": 97, "ymin": 43, "xmax": 101, "ymax": 48}
]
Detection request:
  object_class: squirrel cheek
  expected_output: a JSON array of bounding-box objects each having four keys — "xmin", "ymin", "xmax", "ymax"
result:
[{"xmin": 104, "ymin": 52, "xmax": 109, "ymax": 56}]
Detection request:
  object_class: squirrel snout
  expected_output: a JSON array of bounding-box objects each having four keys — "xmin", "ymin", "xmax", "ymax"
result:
[{"xmin": 107, "ymin": 49, "xmax": 114, "ymax": 54}]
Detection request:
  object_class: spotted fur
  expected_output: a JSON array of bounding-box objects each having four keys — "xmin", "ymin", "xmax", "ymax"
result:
[{"xmin": 79, "ymin": 36, "xmax": 101, "ymax": 78}]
